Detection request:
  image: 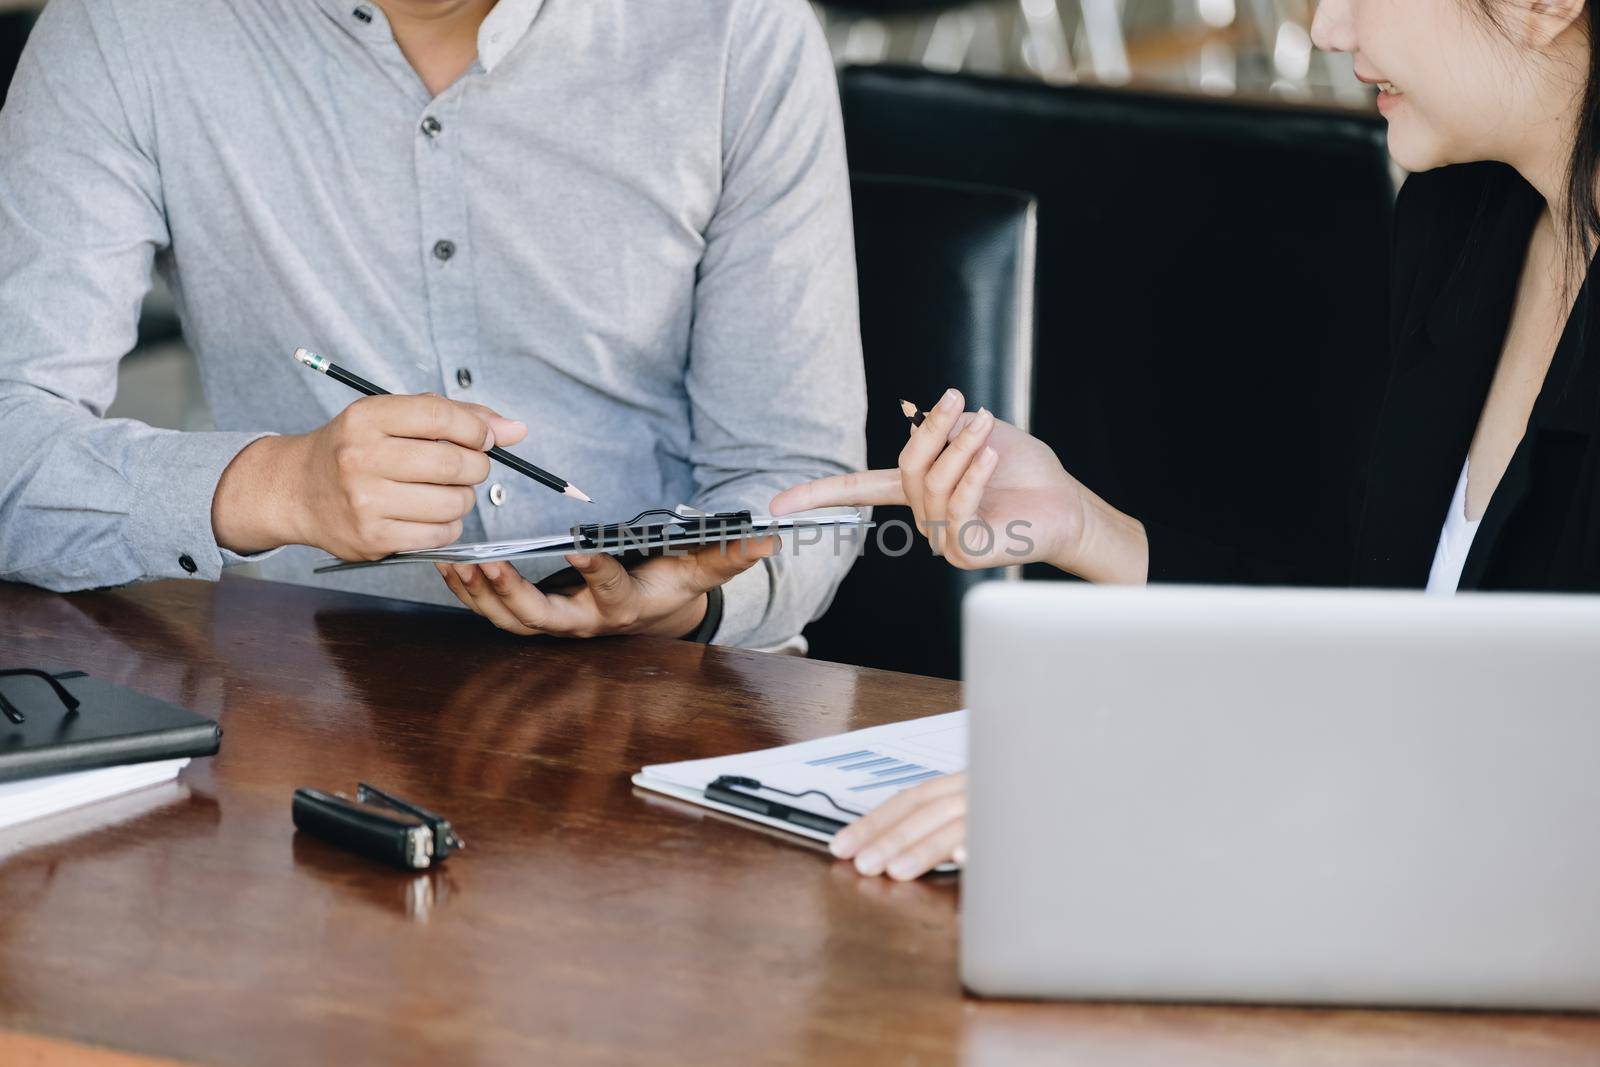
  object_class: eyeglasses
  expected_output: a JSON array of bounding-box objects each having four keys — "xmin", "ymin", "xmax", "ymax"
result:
[{"xmin": 0, "ymin": 668, "xmax": 82, "ymax": 726}]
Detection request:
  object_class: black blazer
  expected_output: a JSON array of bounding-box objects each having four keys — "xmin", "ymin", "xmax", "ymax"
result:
[{"xmin": 1149, "ymin": 162, "xmax": 1600, "ymax": 591}]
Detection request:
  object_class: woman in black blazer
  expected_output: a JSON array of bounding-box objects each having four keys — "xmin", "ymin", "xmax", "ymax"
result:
[{"xmin": 773, "ymin": 0, "xmax": 1600, "ymax": 880}]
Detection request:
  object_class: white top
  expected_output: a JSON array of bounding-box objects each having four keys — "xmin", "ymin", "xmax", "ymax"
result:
[{"xmin": 1426, "ymin": 461, "xmax": 1483, "ymax": 595}]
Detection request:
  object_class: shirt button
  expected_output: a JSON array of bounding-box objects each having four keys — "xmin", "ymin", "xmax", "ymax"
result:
[
  {"xmin": 433, "ymin": 240, "xmax": 456, "ymax": 262},
  {"xmin": 421, "ymin": 116, "xmax": 442, "ymax": 138},
  {"xmin": 352, "ymin": 6, "xmax": 372, "ymax": 23},
  {"xmin": 489, "ymin": 483, "xmax": 506, "ymax": 507},
  {"xmin": 178, "ymin": 554, "xmax": 198, "ymax": 574},
  {"xmin": 456, "ymin": 367, "xmax": 473, "ymax": 388}
]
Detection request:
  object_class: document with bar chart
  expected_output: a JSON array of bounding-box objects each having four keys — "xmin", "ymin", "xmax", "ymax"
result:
[{"xmin": 632, "ymin": 711, "xmax": 967, "ymax": 849}]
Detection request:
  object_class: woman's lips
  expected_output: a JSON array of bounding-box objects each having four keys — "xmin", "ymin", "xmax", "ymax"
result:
[{"xmin": 1363, "ymin": 76, "xmax": 1403, "ymax": 115}]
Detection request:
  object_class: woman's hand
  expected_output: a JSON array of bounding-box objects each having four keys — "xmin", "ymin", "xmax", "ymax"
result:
[
  {"xmin": 830, "ymin": 773, "xmax": 968, "ymax": 881},
  {"xmin": 771, "ymin": 388, "xmax": 1148, "ymax": 583},
  {"xmin": 436, "ymin": 537, "xmax": 778, "ymax": 639}
]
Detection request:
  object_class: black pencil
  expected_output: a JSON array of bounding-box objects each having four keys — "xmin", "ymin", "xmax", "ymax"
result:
[
  {"xmin": 900, "ymin": 398, "xmax": 927, "ymax": 427},
  {"xmin": 293, "ymin": 348, "xmax": 594, "ymax": 504}
]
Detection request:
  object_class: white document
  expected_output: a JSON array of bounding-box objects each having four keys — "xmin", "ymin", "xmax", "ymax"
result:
[
  {"xmin": 634, "ymin": 711, "xmax": 967, "ymax": 848},
  {"xmin": 0, "ymin": 758, "xmax": 191, "ymax": 832}
]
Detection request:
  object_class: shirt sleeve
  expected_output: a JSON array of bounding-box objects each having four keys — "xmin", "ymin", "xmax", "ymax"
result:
[
  {"xmin": 686, "ymin": 0, "xmax": 868, "ymax": 648},
  {"xmin": 0, "ymin": 0, "xmax": 271, "ymax": 592}
]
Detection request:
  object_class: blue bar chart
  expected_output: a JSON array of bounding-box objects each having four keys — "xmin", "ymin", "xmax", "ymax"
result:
[
  {"xmin": 804, "ymin": 748, "xmax": 947, "ymax": 792},
  {"xmin": 639, "ymin": 710, "xmax": 968, "ymax": 826}
]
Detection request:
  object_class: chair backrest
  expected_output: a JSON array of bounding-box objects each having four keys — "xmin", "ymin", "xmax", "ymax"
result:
[
  {"xmin": 840, "ymin": 65, "xmax": 1396, "ymax": 586},
  {"xmin": 0, "ymin": 9, "xmax": 35, "ymax": 112},
  {"xmin": 803, "ymin": 175, "xmax": 1036, "ymax": 679}
]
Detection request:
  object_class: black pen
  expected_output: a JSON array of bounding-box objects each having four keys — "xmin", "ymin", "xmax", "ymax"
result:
[
  {"xmin": 293, "ymin": 348, "xmax": 594, "ymax": 504},
  {"xmin": 704, "ymin": 775, "xmax": 857, "ymax": 836}
]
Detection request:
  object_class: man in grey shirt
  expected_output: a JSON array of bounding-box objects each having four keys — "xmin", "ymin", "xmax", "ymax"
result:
[{"xmin": 0, "ymin": 0, "xmax": 866, "ymax": 647}]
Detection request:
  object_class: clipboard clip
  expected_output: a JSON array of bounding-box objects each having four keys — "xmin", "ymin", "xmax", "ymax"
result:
[
  {"xmin": 705, "ymin": 775, "xmax": 866, "ymax": 837},
  {"xmin": 573, "ymin": 507, "xmax": 754, "ymax": 550}
]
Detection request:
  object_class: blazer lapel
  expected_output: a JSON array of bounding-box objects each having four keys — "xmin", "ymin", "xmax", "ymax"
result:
[
  {"xmin": 1353, "ymin": 172, "xmax": 1541, "ymax": 587},
  {"xmin": 1458, "ymin": 259, "xmax": 1600, "ymax": 589}
]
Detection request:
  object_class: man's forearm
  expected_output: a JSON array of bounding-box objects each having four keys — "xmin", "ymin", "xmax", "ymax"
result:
[{"xmin": 0, "ymin": 390, "xmax": 273, "ymax": 590}]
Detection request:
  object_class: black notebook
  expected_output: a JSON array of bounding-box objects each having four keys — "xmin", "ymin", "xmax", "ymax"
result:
[{"xmin": 0, "ymin": 671, "xmax": 222, "ymax": 784}]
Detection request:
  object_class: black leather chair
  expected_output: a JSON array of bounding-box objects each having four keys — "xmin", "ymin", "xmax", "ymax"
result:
[
  {"xmin": 803, "ymin": 175, "xmax": 1036, "ymax": 679},
  {"xmin": 0, "ymin": 8, "xmax": 35, "ymax": 111},
  {"xmin": 840, "ymin": 66, "xmax": 1396, "ymax": 586}
]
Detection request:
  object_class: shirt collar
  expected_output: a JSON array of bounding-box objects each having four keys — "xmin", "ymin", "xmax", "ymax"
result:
[
  {"xmin": 477, "ymin": 0, "xmax": 546, "ymax": 73},
  {"xmin": 315, "ymin": 0, "xmax": 545, "ymax": 73},
  {"xmin": 1424, "ymin": 164, "xmax": 1543, "ymax": 353}
]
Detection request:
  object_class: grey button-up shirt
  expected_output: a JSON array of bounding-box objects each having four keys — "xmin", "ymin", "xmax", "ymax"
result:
[{"xmin": 0, "ymin": 0, "xmax": 866, "ymax": 646}]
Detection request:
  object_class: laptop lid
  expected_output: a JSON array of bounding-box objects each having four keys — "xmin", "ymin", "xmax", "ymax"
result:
[{"xmin": 961, "ymin": 583, "xmax": 1600, "ymax": 1010}]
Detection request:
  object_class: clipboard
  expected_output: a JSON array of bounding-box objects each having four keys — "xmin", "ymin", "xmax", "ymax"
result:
[
  {"xmin": 632, "ymin": 709, "xmax": 967, "ymax": 876},
  {"xmin": 313, "ymin": 505, "xmax": 869, "ymax": 573}
]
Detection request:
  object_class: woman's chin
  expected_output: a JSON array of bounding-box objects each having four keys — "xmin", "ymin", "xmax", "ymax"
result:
[{"xmin": 1384, "ymin": 120, "xmax": 1449, "ymax": 176}]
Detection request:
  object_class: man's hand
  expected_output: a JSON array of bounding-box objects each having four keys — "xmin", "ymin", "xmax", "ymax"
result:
[
  {"xmin": 212, "ymin": 393, "xmax": 527, "ymax": 559},
  {"xmin": 436, "ymin": 536, "xmax": 779, "ymax": 639}
]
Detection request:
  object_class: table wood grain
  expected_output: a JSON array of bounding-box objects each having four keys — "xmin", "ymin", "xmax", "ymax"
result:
[{"xmin": 0, "ymin": 576, "xmax": 1597, "ymax": 1066}]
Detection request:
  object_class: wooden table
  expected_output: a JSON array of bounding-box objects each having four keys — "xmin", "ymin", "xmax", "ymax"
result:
[{"xmin": 1, "ymin": 577, "xmax": 1598, "ymax": 1066}]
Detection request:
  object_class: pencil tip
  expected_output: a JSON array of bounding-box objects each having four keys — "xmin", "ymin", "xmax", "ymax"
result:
[
  {"xmin": 899, "ymin": 399, "xmax": 917, "ymax": 417},
  {"xmin": 566, "ymin": 485, "xmax": 595, "ymax": 504}
]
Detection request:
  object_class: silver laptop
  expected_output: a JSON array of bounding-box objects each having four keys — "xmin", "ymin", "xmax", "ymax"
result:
[{"xmin": 961, "ymin": 582, "xmax": 1600, "ymax": 1010}]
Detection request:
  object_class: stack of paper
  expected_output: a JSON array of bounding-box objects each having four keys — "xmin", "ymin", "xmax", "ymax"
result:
[{"xmin": 0, "ymin": 759, "xmax": 190, "ymax": 832}]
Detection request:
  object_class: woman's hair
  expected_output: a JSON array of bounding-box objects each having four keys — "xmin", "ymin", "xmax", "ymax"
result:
[{"xmin": 1476, "ymin": 0, "xmax": 1600, "ymax": 273}]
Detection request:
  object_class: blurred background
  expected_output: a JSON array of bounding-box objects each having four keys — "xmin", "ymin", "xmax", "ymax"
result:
[
  {"xmin": 812, "ymin": 0, "xmax": 1368, "ymax": 104},
  {"xmin": 1, "ymin": 0, "xmax": 1396, "ymax": 677}
]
